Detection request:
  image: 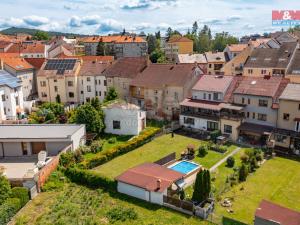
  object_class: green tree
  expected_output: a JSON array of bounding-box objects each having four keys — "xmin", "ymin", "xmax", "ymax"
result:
[
  {"xmin": 40, "ymin": 102, "xmax": 64, "ymax": 117},
  {"xmin": 32, "ymin": 31, "xmax": 50, "ymax": 41},
  {"xmin": 239, "ymin": 163, "xmax": 248, "ymax": 182},
  {"xmin": 147, "ymin": 34, "xmax": 157, "ymax": 54},
  {"xmin": 104, "ymin": 87, "xmax": 118, "ymax": 103},
  {"xmin": 90, "ymin": 97, "xmax": 101, "ymax": 111},
  {"xmin": 192, "ymin": 21, "xmax": 198, "ymax": 35},
  {"xmin": 192, "ymin": 169, "xmax": 211, "ymax": 203},
  {"xmin": 226, "ymin": 156, "xmax": 235, "ymax": 168},
  {"xmin": 0, "ymin": 173, "xmax": 12, "ymax": 205},
  {"xmin": 166, "ymin": 27, "xmax": 173, "ymax": 41},
  {"xmin": 96, "ymin": 39, "xmax": 106, "ymax": 56},
  {"xmin": 211, "ymin": 32, "xmax": 238, "ymax": 52},
  {"xmin": 74, "ymin": 103, "xmax": 104, "ymax": 134},
  {"xmin": 155, "ymin": 31, "xmax": 161, "ymax": 39}
]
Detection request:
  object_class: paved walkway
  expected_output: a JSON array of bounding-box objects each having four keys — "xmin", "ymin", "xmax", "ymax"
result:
[{"xmin": 209, "ymin": 147, "xmax": 241, "ymax": 172}]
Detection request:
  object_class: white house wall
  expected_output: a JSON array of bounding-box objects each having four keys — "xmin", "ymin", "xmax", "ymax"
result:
[
  {"xmin": 117, "ymin": 182, "xmax": 149, "ymax": 201},
  {"xmin": 150, "ymin": 190, "xmax": 165, "ymax": 205},
  {"xmin": 180, "ymin": 115, "xmax": 217, "ymax": 130},
  {"xmin": 70, "ymin": 125, "xmax": 86, "ymax": 150},
  {"xmin": 3, "ymin": 143, "xmax": 23, "ymax": 157}
]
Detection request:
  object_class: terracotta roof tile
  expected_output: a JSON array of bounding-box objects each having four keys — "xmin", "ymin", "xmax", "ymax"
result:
[
  {"xmin": 81, "ymin": 35, "xmax": 146, "ymax": 43},
  {"xmin": 103, "ymin": 56, "xmax": 148, "ymax": 79},
  {"xmin": 116, "ymin": 162, "xmax": 184, "ymax": 192},
  {"xmin": 131, "ymin": 64, "xmax": 203, "ymax": 89},
  {"xmin": 60, "ymin": 55, "xmax": 114, "ymax": 63},
  {"xmin": 2, "ymin": 57, "xmax": 34, "ymax": 71},
  {"xmin": 205, "ymin": 52, "xmax": 227, "ymax": 63},
  {"xmin": 24, "ymin": 58, "xmax": 46, "ymax": 70},
  {"xmin": 79, "ymin": 61, "xmax": 111, "ymax": 76},
  {"xmin": 192, "ymin": 75, "xmax": 233, "ymax": 93},
  {"xmin": 227, "ymin": 44, "xmax": 248, "ymax": 52},
  {"xmin": 6, "ymin": 43, "xmax": 45, "ymax": 54},
  {"xmin": 255, "ymin": 200, "xmax": 300, "ymax": 225}
]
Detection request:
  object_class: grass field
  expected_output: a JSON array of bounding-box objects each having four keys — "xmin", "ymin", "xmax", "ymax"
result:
[
  {"xmin": 93, "ymin": 133, "xmax": 237, "ymax": 179},
  {"xmin": 215, "ymin": 156, "xmax": 300, "ymax": 224},
  {"xmin": 12, "ymin": 182, "xmax": 214, "ymax": 225}
]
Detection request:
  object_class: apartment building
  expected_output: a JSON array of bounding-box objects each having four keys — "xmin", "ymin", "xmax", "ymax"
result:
[
  {"xmin": 270, "ymin": 84, "xmax": 300, "ymax": 154},
  {"xmin": 130, "ymin": 64, "xmax": 204, "ymax": 120},
  {"xmin": 0, "ymin": 70, "xmax": 24, "ymax": 121},
  {"xmin": 164, "ymin": 36, "xmax": 193, "ymax": 61},
  {"xmin": 2, "ymin": 57, "xmax": 34, "ymax": 100},
  {"xmin": 233, "ymin": 76, "xmax": 289, "ymax": 143},
  {"xmin": 286, "ymin": 48, "xmax": 300, "ymax": 83},
  {"xmin": 6, "ymin": 42, "xmax": 48, "ymax": 58},
  {"xmin": 79, "ymin": 60, "xmax": 111, "ymax": 103},
  {"xmin": 205, "ymin": 52, "xmax": 228, "ymax": 75},
  {"xmin": 37, "ymin": 59, "xmax": 81, "ymax": 103},
  {"xmin": 179, "ymin": 75, "xmax": 244, "ymax": 141},
  {"xmin": 243, "ymin": 42, "xmax": 297, "ymax": 77},
  {"xmin": 104, "ymin": 57, "xmax": 148, "ymax": 102},
  {"xmin": 81, "ymin": 35, "xmax": 147, "ymax": 58}
]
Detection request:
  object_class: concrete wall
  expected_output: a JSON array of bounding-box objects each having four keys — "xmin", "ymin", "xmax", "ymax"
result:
[
  {"xmin": 46, "ymin": 142, "xmax": 70, "ymax": 156},
  {"xmin": 150, "ymin": 190, "xmax": 166, "ymax": 205},
  {"xmin": 104, "ymin": 107, "xmax": 145, "ymax": 135},
  {"xmin": 179, "ymin": 115, "xmax": 219, "ymax": 130},
  {"xmin": 117, "ymin": 182, "xmax": 149, "ymax": 201},
  {"xmin": 79, "ymin": 75, "xmax": 107, "ymax": 103},
  {"xmin": 107, "ymin": 77, "xmax": 132, "ymax": 102},
  {"xmin": 278, "ymin": 99, "xmax": 300, "ymax": 131},
  {"xmin": 234, "ymin": 94, "xmax": 277, "ymax": 127},
  {"xmin": 220, "ymin": 118, "xmax": 241, "ymax": 141},
  {"xmin": 71, "ymin": 125, "xmax": 86, "ymax": 150},
  {"xmin": 192, "ymin": 90, "xmax": 223, "ymax": 101}
]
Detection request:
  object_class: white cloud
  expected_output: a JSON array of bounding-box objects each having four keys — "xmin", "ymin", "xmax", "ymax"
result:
[
  {"xmin": 97, "ymin": 19, "xmax": 124, "ymax": 33},
  {"xmin": 23, "ymin": 15, "xmax": 49, "ymax": 26}
]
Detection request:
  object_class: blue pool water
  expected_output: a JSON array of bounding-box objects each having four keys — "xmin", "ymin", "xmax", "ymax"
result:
[{"xmin": 169, "ymin": 161, "xmax": 199, "ymax": 174}]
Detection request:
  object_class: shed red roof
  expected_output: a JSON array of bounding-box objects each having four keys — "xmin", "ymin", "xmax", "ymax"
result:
[
  {"xmin": 255, "ymin": 200, "xmax": 300, "ymax": 225},
  {"xmin": 116, "ymin": 162, "xmax": 184, "ymax": 193}
]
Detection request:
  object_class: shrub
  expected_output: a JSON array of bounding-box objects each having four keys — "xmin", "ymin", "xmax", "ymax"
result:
[
  {"xmin": 249, "ymin": 156, "xmax": 259, "ymax": 172},
  {"xmin": 77, "ymin": 145, "xmax": 91, "ymax": 154},
  {"xmin": 64, "ymin": 167, "xmax": 117, "ymax": 190},
  {"xmin": 106, "ymin": 207, "xmax": 138, "ymax": 223},
  {"xmin": 0, "ymin": 198, "xmax": 21, "ymax": 225},
  {"xmin": 90, "ymin": 140, "xmax": 104, "ymax": 153},
  {"xmin": 108, "ymin": 137, "xmax": 117, "ymax": 144},
  {"xmin": 211, "ymin": 144, "xmax": 227, "ymax": 153},
  {"xmin": 59, "ymin": 152, "xmax": 76, "ymax": 168},
  {"xmin": 74, "ymin": 149, "xmax": 84, "ymax": 163},
  {"xmin": 10, "ymin": 187, "xmax": 29, "ymax": 207},
  {"xmin": 0, "ymin": 173, "xmax": 12, "ymax": 205},
  {"xmin": 226, "ymin": 156, "xmax": 235, "ymax": 168},
  {"xmin": 245, "ymin": 148, "xmax": 255, "ymax": 158},
  {"xmin": 81, "ymin": 127, "xmax": 160, "ymax": 169},
  {"xmin": 198, "ymin": 144, "xmax": 208, "ymax": 157},
  {"xmin": 240, "ymin": 153, "xmax": 249, "ymax": 163}
]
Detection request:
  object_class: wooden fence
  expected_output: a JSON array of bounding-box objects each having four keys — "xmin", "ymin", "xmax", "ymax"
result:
[{"xmin": 154, "ymin": 152, "xmax": 176, "ymax": 166}]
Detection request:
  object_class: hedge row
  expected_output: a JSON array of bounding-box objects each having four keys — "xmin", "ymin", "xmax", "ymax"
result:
[
  {"xmin": 0, "ymin": 198, "xmax": 21, "ymax": 225},
  {"xmin": 81, "ymin": 127, "xmax": 161, "ymax": 169},
  {"xmin": 65, "ymin": 167, "xmax": 117, "ymax": 190}
]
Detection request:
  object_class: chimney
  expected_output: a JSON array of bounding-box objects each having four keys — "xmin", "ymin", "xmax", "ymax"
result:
[{"xmin": 156, "ymin": 179, "xmax": 161, "ymax": 190}]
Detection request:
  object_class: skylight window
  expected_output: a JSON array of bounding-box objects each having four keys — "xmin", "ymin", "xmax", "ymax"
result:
[{"xmin": 251, "ymin": 81, "xmax": 257, "ymax": 85}]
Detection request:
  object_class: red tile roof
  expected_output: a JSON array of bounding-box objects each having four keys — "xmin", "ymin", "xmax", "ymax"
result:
[
  {"xmin": 227, "ymin": 44, "xmax": 248, "ymax": 52},
  {"xmin": 116, "ymin": 162, "xmax": 184, "ymax": 192},
  {"xmin": 103, "ymin": 57, "xmax": 148, "ymax": 79},
  {"xmin": 131, "ymin": 64, "xmax": 203, "ymax": 88},
  {"xmin": 0, "ymin": 41, "xmax": 12, "ymax": 49},
  {"xmin": 2, "ymin": 57, "xmax": 34, "ymax": 71},
  {"xmin": 81, "ymin": 35, "xmax": 146, "ymax": 43},
  {"xmin": 60, "ymin": 55, "xmax": 114, "ymax": 63},
  {"xmin": 79, "ymin": 61, "xmax": 111, "ymax": 76},
  {"xmin": 234, "ymin": 76, "xmax": 289, "ymax": 100},
  {"xmin": 24, "ymin": 58, "xmax": 46, "ymax": 70},
  {"xmin": 6, "ymin": 43, "xmax": 45, "ymax": 54},
  {"xmin": 255, "ymin": 200, "xmax": 300, "ymax": 225},
  {"xmin": 192, "ymin": 75, "xmax": 234, "ymax": 93}
]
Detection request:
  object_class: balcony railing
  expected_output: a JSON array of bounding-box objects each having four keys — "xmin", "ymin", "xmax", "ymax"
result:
[{"xmin": 181, "ymin": 111, "xmax": 220, "ymax": 121}]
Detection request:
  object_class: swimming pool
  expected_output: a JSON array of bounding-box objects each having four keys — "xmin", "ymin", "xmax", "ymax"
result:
[{"xmin": 168, "ymin": 161, "xmax": 200, "ymax": 174}]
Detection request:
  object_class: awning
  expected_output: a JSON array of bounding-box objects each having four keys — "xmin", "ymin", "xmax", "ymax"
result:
[
  {"xmin": 220, "ymin": 103, "xmax": 244, "ymax": 111},
  {"xmin": 239, "ymin": 122, "xmax": 274, "ymax": 135}
]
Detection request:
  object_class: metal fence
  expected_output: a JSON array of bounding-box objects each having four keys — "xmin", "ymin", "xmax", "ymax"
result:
[{"xmin": 154, "ymin": 152, "xmax": 176, "ymax": 166}]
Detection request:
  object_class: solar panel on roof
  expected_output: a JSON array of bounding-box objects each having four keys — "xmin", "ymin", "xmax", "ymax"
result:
[{"xmin": 44, "ymin": 59, "xmax": 76, "ymax": 71}]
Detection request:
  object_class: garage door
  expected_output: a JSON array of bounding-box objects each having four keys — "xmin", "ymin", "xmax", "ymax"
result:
[{"xmin": 31, "ymin": 142, "xmax": 46, "ymax": 154}]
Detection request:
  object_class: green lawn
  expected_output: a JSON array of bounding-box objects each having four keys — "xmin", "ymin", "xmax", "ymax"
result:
[
  {"xmin": 215, "ymin": 157, "xmax": 300, "ymax": 224},
  {"xmin": 12, "ymin": 182, "xmax": 213, "ymax": 225},
  {"xmin": 93, "ymin": 133, "xmax": 237, "ymax": 179}
]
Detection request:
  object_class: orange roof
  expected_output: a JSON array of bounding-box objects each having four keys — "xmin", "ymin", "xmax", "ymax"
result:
[
  {"xmin": 168, "ymin": 36, "xmax": 193, "ymax": 43},
  {"xmin": 60, "ymin": 55, "xmax": 114, "ymax": 62},
  {"xmin": 24, "ymin": 58, "xmax": 46, "ymax": 70},
  {"xmin": 81, "ymin": 35, "xmax": 146, "ymax": 43},
  {"xmin": 0, "ymin": 53, "xmax": 20, "ymax": 58},
  {"xmin": 2, "ymin": 57, "xmax": 34, "ymax": 71},
  {"xmin": 249, "ymin": 38, "xmax": 271, "ymax": 48},
  {"xmin": 6, "ymin": 43, "xmax": 45, "ymax": 54},
  {"xmin": 227, "ymin": 44, "xmax": 248, "ymax": 52}
]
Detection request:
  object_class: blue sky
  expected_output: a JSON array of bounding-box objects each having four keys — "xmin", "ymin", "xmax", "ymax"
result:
[{"xmin": 0, "ymin": 0, "xmax": 300, "ymax": 36}]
